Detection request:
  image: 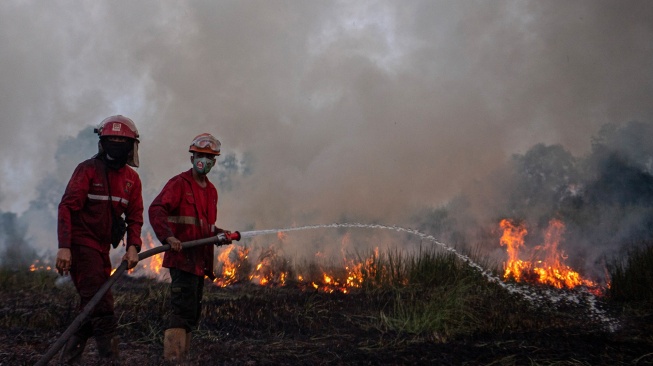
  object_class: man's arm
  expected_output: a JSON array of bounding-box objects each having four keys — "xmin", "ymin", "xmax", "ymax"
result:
[
  {"xmin": 56, "ymin": 164, "xmax": 91, "ymax": 275},
  {"xmin": 124, "ymin": 175, "xmax": 144, "ymax": 253},
  {"xmin": 148, "ymin": 177, "xmax": 182, "ymax": 246}
]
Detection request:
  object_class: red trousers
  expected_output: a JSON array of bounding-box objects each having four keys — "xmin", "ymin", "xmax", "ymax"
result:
[{"xmin": 70, "ymin": 244, "xmax": 116, "ymax": 337}]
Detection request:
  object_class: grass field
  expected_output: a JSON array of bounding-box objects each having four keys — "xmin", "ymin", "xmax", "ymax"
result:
[{"xmin": 2, "ymin": 243, "xmax": 652, "ymax": 365}]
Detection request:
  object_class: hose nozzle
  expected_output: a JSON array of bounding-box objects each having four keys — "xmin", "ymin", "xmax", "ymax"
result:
[{"xmin": 228, "ymin": 231, "xmax": 241, "ymax": 241}]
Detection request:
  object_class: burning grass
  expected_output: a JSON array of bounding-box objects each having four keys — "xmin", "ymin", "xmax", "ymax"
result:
[{"xmin": 2, "ymin": 244, "xmax": 653, "ymax": 365}]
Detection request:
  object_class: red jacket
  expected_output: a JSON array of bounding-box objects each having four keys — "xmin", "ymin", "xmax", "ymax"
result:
[
  {"xmin": 148, "ymin": 169, "xmax": 219, "ymax": 277},
  {"xmin": 58, "ymin": 157, "xmax": 143, "ymax": 253}
]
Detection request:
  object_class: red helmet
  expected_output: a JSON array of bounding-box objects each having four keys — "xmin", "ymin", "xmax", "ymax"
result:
[
  {"xmin": 189, "ymin": 133, "xmax": 221, "ymax": 155},
  {"xmin": 95, "ymin": 115, "xmax": 139, "ymax": 141}
]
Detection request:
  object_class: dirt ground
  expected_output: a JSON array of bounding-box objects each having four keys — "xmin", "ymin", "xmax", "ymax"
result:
[{"xmin": 2, "ymin": 275, "xmax": 652, "ymax": 366}]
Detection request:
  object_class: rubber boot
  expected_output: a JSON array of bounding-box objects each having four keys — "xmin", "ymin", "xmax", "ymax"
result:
[
  {"xmin": 96, "ymin": 333, "xmax": 120, "ymax": 362},
  {"xmin": 59, "ymin": 335, "xmax": 88, "ymax": 365},
  {"xmin": 164, "ymin": 328, "xmax": 187, "ymax": 362}
]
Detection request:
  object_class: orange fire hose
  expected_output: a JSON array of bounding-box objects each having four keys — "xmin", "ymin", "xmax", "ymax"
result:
[{"xmin": 35, "ymin": 232, "xmax": 240, "ymax": 366}]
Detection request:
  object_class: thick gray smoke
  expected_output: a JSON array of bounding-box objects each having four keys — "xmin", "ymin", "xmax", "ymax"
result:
[
  {"xmin": 1, "ymin": 1, "xmax": 652, "ymax": 274},
  {"xmin": 414, "ymin": 121, "xmax": 653, "ymax": 280}
]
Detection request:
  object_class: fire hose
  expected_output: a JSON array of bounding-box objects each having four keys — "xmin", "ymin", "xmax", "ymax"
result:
[{"xmin": 35, "ymin": 231, "xmax": 241, "ymax": 366}]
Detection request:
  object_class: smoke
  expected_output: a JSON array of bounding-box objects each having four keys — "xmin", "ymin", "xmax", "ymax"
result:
[
  {"xmin": 0, "ymin": 212, "xmax": 37, "ymax": 269},
  {"xmin": 415, "ymin": 120, "xmax": 653, "ymax": 279},
  {"xmin": 1, "ymin": 1, "xmax": 652, "ymax": 270}
]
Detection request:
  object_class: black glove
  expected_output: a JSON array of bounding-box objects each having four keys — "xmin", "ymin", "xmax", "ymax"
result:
[{"xmin": 216, "ymin": 230, "xmax": 233, "ymax": 245}]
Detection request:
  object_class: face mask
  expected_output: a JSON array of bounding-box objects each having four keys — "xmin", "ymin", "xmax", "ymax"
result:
[
  {"xmin": 101, "ymin": 140, "xmax": 133, "ymax": 168},
  {"xmin": 193, "ymin": 156, "xmax": 214, "ymax": 175}
]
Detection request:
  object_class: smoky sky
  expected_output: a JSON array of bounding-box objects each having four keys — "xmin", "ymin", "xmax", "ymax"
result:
[{"xmin": 1, "ymin": 0, "xmax": 652, "ymax": 239}]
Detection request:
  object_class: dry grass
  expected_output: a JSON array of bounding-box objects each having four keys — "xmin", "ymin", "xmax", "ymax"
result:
[{"xmin": 1, "ymin": 246, "xmax": 652, "ymax": 365}]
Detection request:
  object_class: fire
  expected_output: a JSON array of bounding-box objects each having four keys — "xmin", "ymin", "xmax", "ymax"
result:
[
  {"xmin": 248, "ymin": 246, "xmax": 290, "ymax": 287},
  {"xmin": 310, "ymin": 258, "xmax": 370, "ymax": 294},
  {"xmin": 210, "ymin": 231, "xmax": 376, "ymax": 293},
  {"xmin": 29, "ymin": 259, "xmax": 53, "ymax": 272},
  {"xmin": 27, "ymin": 232, "xmax": 167, "ymax": 278},
  {"xmin": 142, "ymin": 232, "xmax": 164, "ymax": 275},
  {"xmin": 499, "ymin": 219, "xmax": 529, "ymax": 283},
  {"xmin": 213, "ymin": 245, "xmax": 250, "ymax": 287},
  {"xmin": 500, "ymin": 219, "xmax": 597, "ymax": 289},
  {"xmin": 124, "ymin": 231, "xmax": 166, "ymax": 279},
  {"xmin": 304, "ymin": 235, "xmax": 376, "ymax": 293},
  {"xmin": 29, "ymin": 230, "xmax": 380, "ymax": 294},
  {"xmin": 110, "ymin": 231, "xmax": 167, "ymax": 278}
]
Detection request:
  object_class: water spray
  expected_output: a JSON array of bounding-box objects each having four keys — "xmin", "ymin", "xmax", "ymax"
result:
[{"xmin": 239, "ymin": 223, "xmax": 618, "ymax": 331}]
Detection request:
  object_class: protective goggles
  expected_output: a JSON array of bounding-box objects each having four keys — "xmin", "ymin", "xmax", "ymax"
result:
[{"xmin": 189, "ymin": 134, "xmax": 221, "ymax": 155}]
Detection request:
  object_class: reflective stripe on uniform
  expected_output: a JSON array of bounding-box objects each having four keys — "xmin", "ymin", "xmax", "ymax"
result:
[
  {"xmin": 167, "ymin": 216, "xmax": 203, "ymax": 227},
  {"xmin": 87, "ymin": 194, "xmax": 129, "ymax": 205}
]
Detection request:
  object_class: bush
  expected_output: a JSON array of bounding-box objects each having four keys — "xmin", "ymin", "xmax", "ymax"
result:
[{"xmin": 606, "ymin": 240, "xmax": 653, "ymax": 303}]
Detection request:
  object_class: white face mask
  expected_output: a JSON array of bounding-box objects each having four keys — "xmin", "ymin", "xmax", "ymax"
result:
[{"xmin": 193, "ymin": 156, "xmax": 214, "ymax": 175}]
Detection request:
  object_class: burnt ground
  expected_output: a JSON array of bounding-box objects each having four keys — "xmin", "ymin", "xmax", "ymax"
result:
[{"xmin": 1, "ymin": 273, "xmax": 652, "ymax": 366}]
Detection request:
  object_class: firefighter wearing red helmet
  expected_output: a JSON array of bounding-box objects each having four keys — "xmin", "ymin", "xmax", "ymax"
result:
[
  {"xmin": 148, "ymin": 133, "xmax": 233, "ymax": 362},
  {"xmin": 56, "ymin": 115, "xmax": 143, "ymax": 363},
  {"xmin": 95, "ymin": 115, "xmax": 141, "ymax": 168}
]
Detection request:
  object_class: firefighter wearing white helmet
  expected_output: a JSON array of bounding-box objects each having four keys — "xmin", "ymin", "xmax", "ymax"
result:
[
  {"xmin": 148, "ymin": 132, "xmax": 234, "ymax": 362},
  {"xmin": 57, "ymin": 115, "xmax": 143, "ymax": 363}
]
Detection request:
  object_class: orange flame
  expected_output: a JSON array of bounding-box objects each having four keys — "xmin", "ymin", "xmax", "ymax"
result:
[
  {"xmin": 143, "ymin": 232, "xmax": 164, "ymax": 275},
  {"xmin": 500, "ymin": 219, "xmax": 597, "ymax": 289},
  {"xmin": 28, "ymin": 259, "xmax": 53, "ymax": 272},
  {"xmin": 31, "ymin": 230, "xmax": 380, "ymax": 295},
  {"xmin": 499, "ymin": 219, "xmax": 528, "ymax": 283},
  {"xmin": 124, "ymin": 231, "xmax": 166, "ymax": 279},
  {"xmin": 213, "ymin": 245, "xmax": 250, "ymax": 287},
  {"xmin": 211, "ymin": 231, "xmax": 378, "ymax": 293},
  {"xmin": 248, "ymin": 246, "xmax": 290, "ymax": 287},
  {"xmin": 305, "ymin": 236, "xmax": 377, "ymax": 294}
]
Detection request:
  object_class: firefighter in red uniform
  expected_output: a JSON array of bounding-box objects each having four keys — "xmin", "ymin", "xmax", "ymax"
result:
[
  {"xmin": 148, "ymin": 133, "xmax": 233, "ymax": 362},
  {"xmin": 56, "ymin": 115, "xmax": 143, "ymax": 363}
]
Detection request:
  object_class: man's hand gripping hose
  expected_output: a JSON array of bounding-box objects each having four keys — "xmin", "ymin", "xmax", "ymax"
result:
[{"xmin": 35, "ymin": 231, "xmax": 241, "ymax": 366}]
